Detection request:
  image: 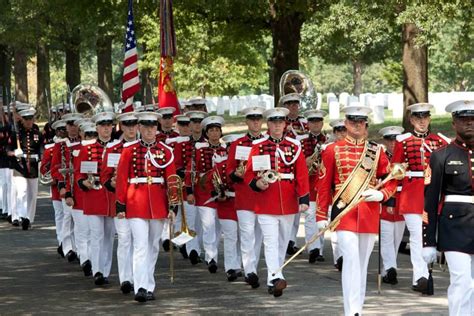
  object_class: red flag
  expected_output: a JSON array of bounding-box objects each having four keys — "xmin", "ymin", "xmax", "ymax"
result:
[{"xmin": 158, "ymin": 56, "xmax": 179, "ymax": 113}]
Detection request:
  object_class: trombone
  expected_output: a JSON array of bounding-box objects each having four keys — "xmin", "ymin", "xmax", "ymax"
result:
[{"xmin": 167, "ymin": 175, "xmax": 197, "ymax": 241}]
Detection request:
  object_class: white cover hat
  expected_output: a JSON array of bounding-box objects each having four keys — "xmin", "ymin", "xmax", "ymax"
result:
[
  {"xmin": 378, "ymin": 126, "xmax": 404, "ymax": 137},
  {"xmin": 263, "ymin": 107, "xmax": 290, "ymax": 120},
  {"xmin": 221, "ymin": 134, "xmax": 244, "ymax": 144},
  {"xmin": 136, "ymin": 111, "xmax": 162, "ymax": 122},
  {"xmin": 157, "ymin": 107, "xmax": 176, "ymax": 116},
  {"xmin": 175, "ymin": 114, "xmax": 190, "ymax": 123},
  {"xmin": 82, "ymin": 124, "xmax": 97, "ymax": 133},
  {"xmin": 407, "ymin": 103, "xmax": 434, "ymax": 113},
  {"xmin": 445, "ymin": 100, "xmax": 474, "ymax": 116},
  {"xmin": 241, "ymin": 106, "xmax": 265, "ymax": 117},
  {"xmin": 92, "ymin": 111, "xmax": 116, "ymax": 124},
  {"xmin": 330, "ymin": 119, "xmax": 345, "ymax": 128},
  {"xmin": 278, "ymin": 93, "xmax": 301, "ymax": 107},
  {"xmin": 19, "ymin": 108, "xmax": 36, "ymax": 117},
  {"xmin": 116, "ymin": 112, "xmax": 138, "ymax": 122},
  {"xmin": 62, "ymin": 113, "xmax": 84, "ymax": 122},
  {"xmin": 201, "ymin": 115, "xmax": 225, "ymax": 128},
  {"xmin": 341, "ymin": 105, "xmax": 372, "ymax": 118},
  {"xmin": 51, "ymin": 120, "xmax": 67, "ymax": 130},
  {"xmin": 304, "ymin": 109, "xmax": 327, "ymax": 119},
  {"xmin": 186, "ymin": 111, "xmax": 209, "ymax": 120}
]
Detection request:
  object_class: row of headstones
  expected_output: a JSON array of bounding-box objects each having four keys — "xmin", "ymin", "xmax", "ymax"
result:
[{"xmin": 188, "ymin": 91, "xmax": 474, "ymax": 123}]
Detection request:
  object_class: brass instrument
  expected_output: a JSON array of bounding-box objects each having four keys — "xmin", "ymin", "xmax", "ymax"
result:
[
  {"xmin": 38, "ymin": 163, "xmax": 53, "ymax": 185},
  {"xmin": 279, "ymin": 70, "xmax": 318, "ymax": 111},
  {"xmin": 235, "ymin": 160, "xmax": 246, "ymax": 176},
  {"xmin": 212, "ymin": 169, "xmax": 226, "ymax": 199},
  {"xmin": 70, "ymin": 84, "xmax": 114, "ymax": 116},
  {"xmin": 87, "ymin": 173, "xmax": 102, "ymax": 190},
  {"xmin": 259, "ymin": 170, "xmax": 280, "ymax": 184},
  {"xmin": 166, "ymin": 175, "xmax": 196, "ymax": 239},
  {"xmin": 308, "ymin": 143, "xmax": 322, "ymax": 175}
]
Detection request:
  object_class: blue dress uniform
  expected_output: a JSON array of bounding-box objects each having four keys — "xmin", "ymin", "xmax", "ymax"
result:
[
  {"xmin": 423, "ymin": 100, "xmax": 474, "ymax": 315},
  {"xmin": 0, "ymin": 123, "xmax": 12, "ymax": 218}
]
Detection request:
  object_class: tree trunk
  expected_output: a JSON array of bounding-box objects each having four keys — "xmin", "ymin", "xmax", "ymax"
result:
[
  {"xmin": 269, "ymin": 2, "xmax": 305, "ymax": 106},
  {"xmin": 13, "ymin": 48, "xmax": 29, "ymax": 102},
  {"xmin": 352, "ymin": 59, "xmax": 363, "ymax": 96},
  {"xmin": 36, "ymin": 43, "xmax": 51, "ymax": 120},
  {"xmin": 140, "ymin": 43, "xmax": 154, "ymax": 105},
  {"xmin": 65, "ymin": 36, "xmax": 81, "ymax": 91},
  {"xmin": 402, "ymin": 23, "xmax": 428, "ymax": 131},
  {"xmin": 97, "ymin": 34, "xmax": 114, "ymax": 100},
  {"xmin": 0, "ymin": 45, "xmax": 12, "ymax": 105}
]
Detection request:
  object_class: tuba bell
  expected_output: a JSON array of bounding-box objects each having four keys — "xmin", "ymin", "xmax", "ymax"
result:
[
  {"xmin": 70, "ymin": 84, "xmax": 114, "ymax": 116},
  {"xmin": 38, "ymin": 162, "xmax": 53, "ymax": 186},
  {"xmin": 279, "ymin": 70, "xmax": 318, "ymax": 111}
]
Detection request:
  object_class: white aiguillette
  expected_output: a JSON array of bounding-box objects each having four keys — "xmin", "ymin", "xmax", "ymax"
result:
[
  {"xmin": 107, "ymin": 153, "xmax": 121, "ymax": 168},
  {"xmin": 171, "ymin": 232, "xmax": 194, "ymax": 247},
  {"xmin": 235, "ymin": 145, "xmax": 252, "ymax": 161},
  {"xmin": 80, "ymin": 161, "xmax": 98, "ymax": 174},
  {"xmin": 252, "ymin": 154, "xmax": 271, "ymax": 171}
]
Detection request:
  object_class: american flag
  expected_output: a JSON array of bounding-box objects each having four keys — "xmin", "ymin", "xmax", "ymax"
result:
[{"xmin": 121, "ymin": 0, "xmax": 140, "ymax": 112}]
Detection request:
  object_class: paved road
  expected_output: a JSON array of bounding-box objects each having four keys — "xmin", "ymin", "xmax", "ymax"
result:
[{"xmin": 0, "ymin": 186, "xmax": 450, "ymax": 315}]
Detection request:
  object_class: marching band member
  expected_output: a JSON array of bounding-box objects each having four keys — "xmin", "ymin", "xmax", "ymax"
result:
[
  {"xmin": 227, "ymin": 106, "xmax": 265, "ymax": 289},
  {"xmin": 0, "ymin": 107, "xmax": 12, "ymax": 220},
  {"xmin": 115, "ymin": 111, "xmax": 177, "ymax": 303},
  {"xmin": 51, "ymin": 113, "xmax": 83, "ymax": 263},
  {"xmin": 174, "ymin": 110, "xmax": 208, "ymax": 264},
  {"xmin": 245, "ymin": 107, "xmax": 309, "ymax": 297},
  {"xmin": 316, "ymin": 105, "xmax": 396, "ymax": 315},
  {"xmin": 76, "ymin": 111, "xmax": 116, "ymax": 286},
  {"xmin": 186, "ymin": 116, "xmax": 227, "ymax": 273},
  {"xmin": 175, "ymin": 115, "xmax": 191, "ymax": 136},
  {"xmin": 296, "ymin": 109, "xmax": 327, "ymax": 263},
  {"xmin": 392, "ymin": 103, "xmax": 447, "ymax": 293},
  {"xmin": 8, "ymin": 107, "xmax": 43, "ymax": 230},
  {"xmin": 423, "ymin": 100, "xmax": 474, "ymax": 315},
  {"xmin": 101, "ymin": 112, "xmax": 138, "ymax": 294},
  {"xmin": 41, "ymin": 120, "xmax": 67, "ymax": 256},
  {"xmin": 378, "ymin": 126, "xmax": 405, "ymax": 285},
  {"xmin": 283, "ymin": 93, "xmax": 308, "ymax": 139},
  {"xmin": 214, "ymin": 134, "xmax": 242, "ymax": 282}
]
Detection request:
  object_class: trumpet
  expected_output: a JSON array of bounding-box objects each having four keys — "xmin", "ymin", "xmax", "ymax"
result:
[
  {"xmin": 259, "ymin": 170, "xmax": 280, "ymax": 184},
  {"xmin": 308, "ymin": 144, "xmax": 322, "ymax": 175},
  {"xmin": 166, "ymin": 175, "xmax": 196, "ymax": 238},
  {"xmin": 212, "ymin": 169, "xmax": 227, "ymax": 199},
  {"xmin": 87, "ymin": 173, "xmax": 102, "ymax": 190},
  {"xmin": 39, "ymin": 165, "xmax": 54, "ymax": 185},
  {"xmin": 235, "ymin": 160, "xmax": 246, "ymax": 176}
]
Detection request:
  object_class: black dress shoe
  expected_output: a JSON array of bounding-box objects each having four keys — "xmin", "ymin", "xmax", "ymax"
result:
[
  {"xmin": 382, "ymin": 267, "xmax": 398, "ymax": 285},
  {"xmin": 179, "ymin": 244, "xmax": 188, "ymax": 259},
  {"xmin": 94, "ymin": 272, "xmax": 105, "ymax": 286},
  {"xmin": 12, "ymin": 219, "xmax": 19, "ymax": 226},
  {"xmin": 412, "ymin": 277, "xmax": 428, "ymax": 293},
  {"xmin": 21, "ymin": 218, "xmax": 30, "ymax": 230},
  {"xmin": 245, "ymin": 272, "xmax": 260, "ymax": 289},
  {"xmin": 226, "ymin": 269, "xmax": 238, "ymax": 282},
  {"xmin": 121, "ymin": 281, "xmax": 133, "ymax": 294},
  {"xmin": 309, "ymin": 248, "xmax": 320, "ymax": 263},
  {"xmin": 335, "ymin": 256, "xmax": 343, "ymax": 272},
  {"xmin": 7, "ymin": 215, "xmax": 12, "ymax": 223},
  {"xmin": 267, "ymin": 286, "xmax": 274, "ymax": 295},
  {"xmin": 162, "ymin": 239, "xmax": 170, "ymax": 252},
  {"xmin": 286, "ymin": 241, "xmax": 299, "ymax": 255},
  {"xmin": 66, "ymin": 250, "xmax": 78, "ymax": 263},
  {"xmin": 271, "ymin": 278, "xmax": 287, "ymax": 297},
  {"xmin": 134, "ymin": 288, "xmax": 147, "ymax": 303},
  {"xmin": 57, "ymin": 244, "xmax": 65, "ymax": 258},
  {"xmin": 81, "ymin": 260, "xmax": 92, "ymax": 276},
  {"xmin": 189, "ymin": 250, "xmax": 201, "ymax": 265},
  {"xmin": 207, "ymin": 259, "xmax": 218, "ymax": 273},
  {"xmin": 103, "ymin": 277, "xmax": 109, "ymax": 285},
  {"xmin": 146, "ymin": 291, "xmax": 155, "ymax": 301}
]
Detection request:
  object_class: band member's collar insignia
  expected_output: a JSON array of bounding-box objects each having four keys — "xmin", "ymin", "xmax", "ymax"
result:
[
  {"xmin": 247, "ymin": 133, "xmax": 262, "ymax": 141},
  {"xmin": 209, "ymin": 143, "xmax": 221, "ymax": 149},
  {"xmin": 413, "ymin": 130, "xmax": 429, "ymax": 138},
  {"xmin": 140, "ymin": 139, "xmax": 156, "ymax": 148},
  {"xmin": 447, "ymin": 160, "xmax": 463, "ymax": 165},
  {"xmin": 97, "ymin": 139, "xmax": 109, "ymax": 146},
  {"xmin": 345, "ymin": 135, "xmax": 365, "ymax": 145},
  {"xmin": 269, "ymin": 136, "xmax": 283, "ymax": 143}
]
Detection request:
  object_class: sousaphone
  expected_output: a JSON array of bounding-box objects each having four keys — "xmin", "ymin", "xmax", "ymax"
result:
[{"xmin": 279, "ymin": 70, "xmax": 318, "ymax": 111}]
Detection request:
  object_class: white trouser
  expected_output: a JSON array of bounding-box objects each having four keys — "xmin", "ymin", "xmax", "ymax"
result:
[
  {"xmin": 258, "ymin": 214, "xmax": 295, "ymax": 286},
  {"xmin": 61, "ymin": 200, "xmax": 76, "ymax": 254},
  {"xmin": 198, "ymin": 206, "xmax": 220, "ymax": 263},
  {"xmin": 195, "ymin": 204, "xmax": 204, "ymax": 251},
  {"xmin": 380, "ymin": 220, "xmax": 405, "ymax": 274},
  {"xmin": 13, "ymin": 176, "xmax": 38, "ymax": 222},
  {"xmin": 88, "ymin": 215, "xmax": 115, "ymax": 277},
  {"xmin": 71, "ymin": 209, "xmax": 90, "ymax": 265},
  {"xmin": 183, "ymin": 201, "xmax": 201, "ymax": 255},
  {"xmin": 114, "ymin": 217, "xmax": 133, "ymax": 284},
  {"xmin": 290, "ymin": 212, "xmax": 300, "ymax": 245},
  {"xmin": 306, "ymin": 202, "xmax": 323, "ymax": 252},
  {"xmin": 174, "ymin": 204, "xmax": 183, "ymax": 234},
  {"xmin": 6, "ymin": 169, "xmax": 15, "ymax": 216},
  {"xmin": 129, "ymin": 218, "xmax": 164, "ymax": 293},
  {"xmin": 403, "ymin": 214, "xmax": 428, "ymax": 284},
  {"xmin": 337, "ymin": 231, "xmax": 376, "ymax": 316},
  {"xmin": 237, "ymin": 210, "xmax": 262, "ymax": 275},
  {"xmin": 161, "ymin": 219, "xmax": 170, "ymax": 240},
  {"xmin": 445, "ymin": 252, "xmax": 473, "ymax": 316},
  {"xmin": 0, "ymin": 168, "xmax": 12, "ymax": 213},
  {"xmin": 329, "ymin": 206, "xmax": 341, "ymax": 264},
  {"xmin": 219, "ymin": 219, "xmax": 241, "ymax": 271},
  {"xmin": 52, "ymin": 200, "xmax": 64, "ymax": 245}
]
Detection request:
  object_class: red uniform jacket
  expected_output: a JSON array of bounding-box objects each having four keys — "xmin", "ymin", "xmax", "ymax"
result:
[
  {"xmin": 213, "ymin": 156, "xmax": 237, "ymax": 221},
  {"xmin": 115, "ymin": 139, "xmax": 176, "ymax": 219},
  {"xmin": 226, "ymin": 133, "xmax": 264, "ymax": 211},
  {"xmin": 76, "ymin": 139, "xmax": 115, "ymax": 216},
  {"xmin": 185, "ymin": 141, "xmax": 227, "ymax": 209},
  {"xmin": 392, "ymin": 132, "xmax": 447, "ymax": 215},
  {"xmin": 41, "ymin": 142, "xmax": 60, "ymax": 201},
  {"xmin": 316, "ymin": 136, "xmax": 397, "ymax": 233},
  {"xmin": 244, "ymin": 136, "xmax": 310, "ymax": 215},
  {"xmin": 157, "ymin": 130, "xmax": 180, "ymax": 143},
  {"xmin": 285, "ymin": 116, "xmax": 308, "ymax": 138},
  {"xmin": 297, "ymin": 132, "xmax": 326, "ymax": 201}
]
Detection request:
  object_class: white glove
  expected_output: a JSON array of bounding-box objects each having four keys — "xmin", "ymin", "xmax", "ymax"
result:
[
  {"xmin": 317, "ymin": 220, "xmax": 328, "ymax": 230},
  {"xmin": 14, "ymin": 148, "xmax": 24, "ymax": 157},
  {"xmin": 361, "ymin": 189, "xmax": 384, "ymax": 202},
  {"xmin": 422, "ymin": 247, "xmax": 437, "ymax": 264}
]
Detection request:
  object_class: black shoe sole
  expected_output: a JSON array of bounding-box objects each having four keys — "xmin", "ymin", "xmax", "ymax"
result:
[
  {"xmin": 247, "ymin": 274, "xmax": 260, "ymax": 289},
  {"xmin": 189, "ymin": 251, "xmax": 200, "ymax": 265}
]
